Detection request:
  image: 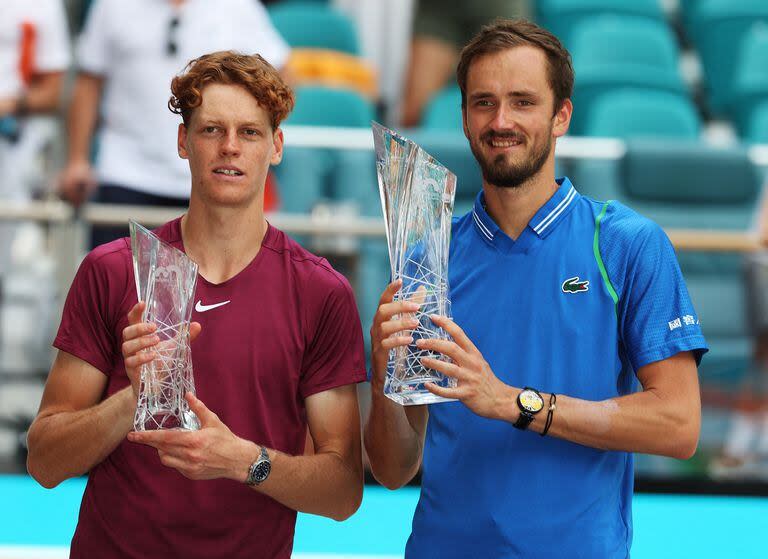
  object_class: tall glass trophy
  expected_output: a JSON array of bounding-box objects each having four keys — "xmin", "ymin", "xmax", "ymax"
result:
[
  {"xmin": 373, "ymin": 122, "xmax": 457, "ymax": 405},
  {"xmin": 130, "ymin": 220, "xmax": 200, "ymax": 430}
]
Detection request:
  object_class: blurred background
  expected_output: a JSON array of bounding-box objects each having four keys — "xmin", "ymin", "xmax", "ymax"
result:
[{"xmin": 2, "ymin": 0, "xmax": 768, "ymax": 556}]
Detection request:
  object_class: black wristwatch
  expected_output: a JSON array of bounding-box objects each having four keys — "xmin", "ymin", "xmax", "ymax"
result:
[
  {"xmin": 513, "ymin": 387, "xmax": 544, "ymax": 430},
  {"xmin": 245, "ymin": 446, "xmax": 271, "ymax": 486}
]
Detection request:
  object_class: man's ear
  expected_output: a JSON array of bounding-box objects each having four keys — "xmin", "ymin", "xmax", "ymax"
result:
[
  {"xmin": 553, "ymin": 98, "xmax": 572, "ymax": 139},
  {"xmin": 270, "ymin": 128, "xmax": 284, "ymax": 166},
  {"xmin": 178, "ymin": 123, "xmax": 189, "ymax": 159}
]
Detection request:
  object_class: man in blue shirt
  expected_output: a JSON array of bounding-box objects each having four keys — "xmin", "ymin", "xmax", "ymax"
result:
[{"xmin": 364, "ymin": 19, "xmax": 707, "ymax": 559}]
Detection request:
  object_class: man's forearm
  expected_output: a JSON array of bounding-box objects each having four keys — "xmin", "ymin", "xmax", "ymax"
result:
[
  {"xmin": 259, "ymin": 447, "xmax": 363, "ymax": 521},
  {"xmin": 231, "ymin": 440, "xmax": 363, "ymax": 521},
  {"xmin": 27, "ymin": 387, "xmax": 135, "ymax": 488},
  {"xmin": 363, "ymin": 381, "xmax": 425, "ymax": 490},
  {"xmin": 493, "ymin": 385, "xmax": 700, "ymax": 459},
  {"xmin": 66, "ymin": 74, "xmax": 102, "ymax": 163}
]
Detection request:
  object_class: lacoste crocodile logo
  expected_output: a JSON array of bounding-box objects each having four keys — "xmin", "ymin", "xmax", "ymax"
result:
[{"xmin": 562, "ymin": 276, "xmax": 589, "ymax": 294}]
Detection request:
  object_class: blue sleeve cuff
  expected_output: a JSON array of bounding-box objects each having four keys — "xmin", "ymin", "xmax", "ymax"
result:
[{"xmin": 631, "ymin": 335, "xmax": 709, "ymax": 371}]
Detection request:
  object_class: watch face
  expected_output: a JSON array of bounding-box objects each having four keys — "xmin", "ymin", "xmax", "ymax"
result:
[
  {"xmin": 519, "ymin": 389, "xmax": 544, "ymax": 413},
  {"xmin": 253, "ymin": 461, "xmax": 271, "ymax": 482}
]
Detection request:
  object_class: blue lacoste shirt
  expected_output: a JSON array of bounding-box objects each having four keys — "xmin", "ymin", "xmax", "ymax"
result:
[{"xmin": 405, "ymin": 178, "xmax": 708, "ymax": 559}]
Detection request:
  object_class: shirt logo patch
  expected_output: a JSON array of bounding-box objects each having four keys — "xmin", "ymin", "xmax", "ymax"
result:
[
  {"xmin": 195, "ymin": 300, "xmax": 231, "ymax": 313},
  {"xmin": 562, "ymin": 276, "xmax": 589, "ymax": 294}
]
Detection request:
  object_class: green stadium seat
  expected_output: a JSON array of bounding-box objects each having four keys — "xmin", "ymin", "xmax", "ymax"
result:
[
  {"xmin": 618, "ymin": 140, "xmax": 761, "ymax": 385},
  {"xmin": 536, "ymin": 0, "xmax": 665, "ymax": 47},
  {"xmin": 684, "ymin": 0, "xmax": 768, "ymax": 114},
  {"xmin": 268, "ymin": 1, "xmax": 359, "ymax": 54},
  {"xmin": 568, "ymin": 16, "xmax": 688, "ymax": 134}
]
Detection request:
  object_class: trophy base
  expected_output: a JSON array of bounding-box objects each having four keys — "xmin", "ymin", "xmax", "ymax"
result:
[
  {"xmin": 134, "ymin": 409, "xmax": 200, "ymax": 431},
  {"xmin": 384, "ymin": 376, "xmax": 457, "ymax": 406}
]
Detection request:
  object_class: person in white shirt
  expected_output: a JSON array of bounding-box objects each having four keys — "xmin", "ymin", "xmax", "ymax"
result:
[
  {"xmin": 0, "ymin": 0, "xmax": 70, "ymax": 292},
  {"xmin": 58, "ymin": 0, "xmax": 290, "ymax": 246}
]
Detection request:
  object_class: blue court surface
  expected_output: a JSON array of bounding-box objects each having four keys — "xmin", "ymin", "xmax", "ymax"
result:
[{"xmin": 0, "ymin": 474, "xmax": 765, "ymax": 558}]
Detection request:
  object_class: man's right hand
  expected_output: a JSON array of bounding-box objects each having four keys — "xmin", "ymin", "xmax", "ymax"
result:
[
  {"xmin": 58, "ymin": 160, "xmax": 97, "ymax": 207},
  {"xmin": 121, "ymin": 302, "xmax": 202, "ymax": 398},
  {"xmin": 369, "ymin": 280, "xmax": 421, "ymax": 390}
]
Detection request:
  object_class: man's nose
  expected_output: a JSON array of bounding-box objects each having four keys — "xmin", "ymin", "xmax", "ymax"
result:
[
  {"xmin": 220, "ymin": 129, "xmax": 241, "ymax": 155},
  {"xmin": 490, "ymin": 103, "xmax": 516, "ymax": 131}
]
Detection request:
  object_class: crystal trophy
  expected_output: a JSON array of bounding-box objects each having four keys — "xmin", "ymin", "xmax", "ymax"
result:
[
  {"xmin": 373, "ymin": 122, "xmax": 457, "ymax": 405},
  {"xmin": 129, "ymin": 220, "xmax": 200, "ymax": 430}
]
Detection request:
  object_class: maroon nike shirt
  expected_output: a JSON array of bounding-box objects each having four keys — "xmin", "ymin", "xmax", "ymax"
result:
[{"xmin": 54, "ymin": 217, "xmax": 366, "ymax": 558}]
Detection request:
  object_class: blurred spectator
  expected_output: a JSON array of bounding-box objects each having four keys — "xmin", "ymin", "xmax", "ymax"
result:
[
  {"xmin": 57, "ymin": 0, "xmax": 290, "ymax": 247},
  {"xmin": 400, "ymin": 0, "xmax": 530, "ymax": 127},
  {"xmin": 712, "ymin": 200, "xmax": 768, "ymax": 479},
  {"xmin": 0, "ymin": 0, "xmax": 69, "ymax": 293}
]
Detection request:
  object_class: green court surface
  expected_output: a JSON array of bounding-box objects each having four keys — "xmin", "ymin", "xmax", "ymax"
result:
[{"xmin": 0, "ymin": 475, "xmax": 765, "ymax": 558}]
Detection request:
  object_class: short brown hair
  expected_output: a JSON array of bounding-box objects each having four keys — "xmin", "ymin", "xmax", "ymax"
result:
[
  {"xmin": 457, "ymin": 18, "xmax": 574, "ymax": 114},
  {"xmin": 169, "ymin": 50, "xmax": 295, "ymax": 129}
]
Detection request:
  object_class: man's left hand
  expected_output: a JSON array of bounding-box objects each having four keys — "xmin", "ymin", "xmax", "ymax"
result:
[
  {"xmin": 418, "ymin": 315, "xmax": 512, "ymax": 420},
  {"xmin": 128, "ymin": 392, "xmax": 256, "ymax": 482}
]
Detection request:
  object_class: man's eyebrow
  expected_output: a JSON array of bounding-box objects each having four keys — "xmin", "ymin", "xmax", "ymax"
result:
[
  {"xmin": 507, "ymin": 89, "xmax": 538, "ymax": 98},
  {"xmin": 468, "ymin": 89, "xmax": 539, "ymax": 100},
  {"xmin": 468, "ymin": 91, "xmax": 495, "ymax": 101}
]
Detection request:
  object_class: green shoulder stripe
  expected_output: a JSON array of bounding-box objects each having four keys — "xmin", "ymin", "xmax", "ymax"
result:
[{"xmin": 593, "ymin": 201, "xmax": 619, "ymax": 317}]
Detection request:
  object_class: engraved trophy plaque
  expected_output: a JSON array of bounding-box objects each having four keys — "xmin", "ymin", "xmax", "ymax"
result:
[
  {"xmin": 130, "ymin": 220, "xmax": 200, "ymax": 430},
  {"xmin": 373, "ymin": 122, "xmax": 457, "ymax": 405}
]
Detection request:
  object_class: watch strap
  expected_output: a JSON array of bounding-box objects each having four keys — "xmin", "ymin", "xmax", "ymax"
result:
[{"xmin": 513, "ymin": 410, "xmax": 535, "ymax": 430}]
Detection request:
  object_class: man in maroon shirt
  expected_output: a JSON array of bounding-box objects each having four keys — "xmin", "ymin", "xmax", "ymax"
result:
[{"xmin": 26, "ymin": 51, "xmax": 367, "ymax": 558}]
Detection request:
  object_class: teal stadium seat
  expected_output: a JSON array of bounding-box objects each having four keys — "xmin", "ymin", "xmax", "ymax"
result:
[
  {"xmin": 568, "ymin": 16, "xmax": 688, "ymax": 135},
  {"xmin": 618, "ymin": 140, "xmax": 761, "ymax": 387},
  {"xmin": 278, "ymin": 86, "xmax": 375, "ymax": 213},
  {"xmin": 273, "ymin": 86, "xmax": 381, "ymax": 346},
  {"xmin": 572, "ymin": 89, "xmax": 701, "ymax": 201},
  {"xmin": 536, "ymin": 0, "xmax": 665, "ymax": 47},
  {"xmin": 683, "ymin": 0, "xmax": 768, "ymax": 114},
  {"xmin": 583, "ymin": 89, "xmax": 701, "ymax": 139},
  {"xmin": 268, "ymin": 1, "xmax": 359, "ymax": 54},
  {"xmin": 727, "ymin": 25, "xmax": 768, "ymax": 141},
  {"xmin": 744, "ymin": 101, "xmax": 768, "ymax": 144},
  {"xmin": 422, "ymin": 85, "xmax": 463, "ymax": 132}
]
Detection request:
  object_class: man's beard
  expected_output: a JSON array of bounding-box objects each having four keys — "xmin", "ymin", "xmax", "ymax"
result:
[{"xmin": 469, "ymin": 128, "xmax": 552, "ymax": 189}]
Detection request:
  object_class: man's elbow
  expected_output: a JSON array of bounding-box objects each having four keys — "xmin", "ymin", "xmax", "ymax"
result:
[
  {"xmin": 26, "ymin": 454, "xmax": 63, "ymax": 490},
  {"xmin": 368, "ymin": 459, "xmax": 416, "ymax": 490},
  {"xmin": 667, "ymin": 420, "xmax": 700, "ymax": 460},
  {"xmin": 330, "ymin": 486, "xmax": 363, "ymax": 522}
]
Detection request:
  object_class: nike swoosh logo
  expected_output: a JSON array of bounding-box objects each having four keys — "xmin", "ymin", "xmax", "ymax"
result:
[{"xmin": 195, "ymin": 300, "xmax": 231, "ymax": 313}]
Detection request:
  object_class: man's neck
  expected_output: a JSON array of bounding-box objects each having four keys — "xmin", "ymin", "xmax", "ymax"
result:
[
  {"xmin": 181, "ymin": 197, "xmax": 268, "ymax": 284},
  {"xmin": 482, "ymin": 171, "xmax": 560, "ymax": 241}
]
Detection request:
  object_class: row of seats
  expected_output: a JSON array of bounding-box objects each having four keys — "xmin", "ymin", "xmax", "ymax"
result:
[{"xmin": 267, "ymin": 0, "xmax": 768, "ymax": 143}]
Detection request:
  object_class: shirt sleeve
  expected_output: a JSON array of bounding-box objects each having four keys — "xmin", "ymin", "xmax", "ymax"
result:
[
  {"xmin": 53, "ymin": 247, "xmax": 129, "ymax": 375},
  {"xmin": 235, "ymin": 0, "xmax": 291, "ymax": 70},
  {"xmin": 299, "ymin": 268, "xmax": 367, "ymax": 399},
  {"xmin": 33, "ymin": 0, "xmax": 71, "ymax": 72},
  {"xmin": 615, "ymin": 218, "xmax": 709, "ymax": 371},
  {"xmin": 75, "ymin": 0, "xmax": 112, "ymax": 75}
]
